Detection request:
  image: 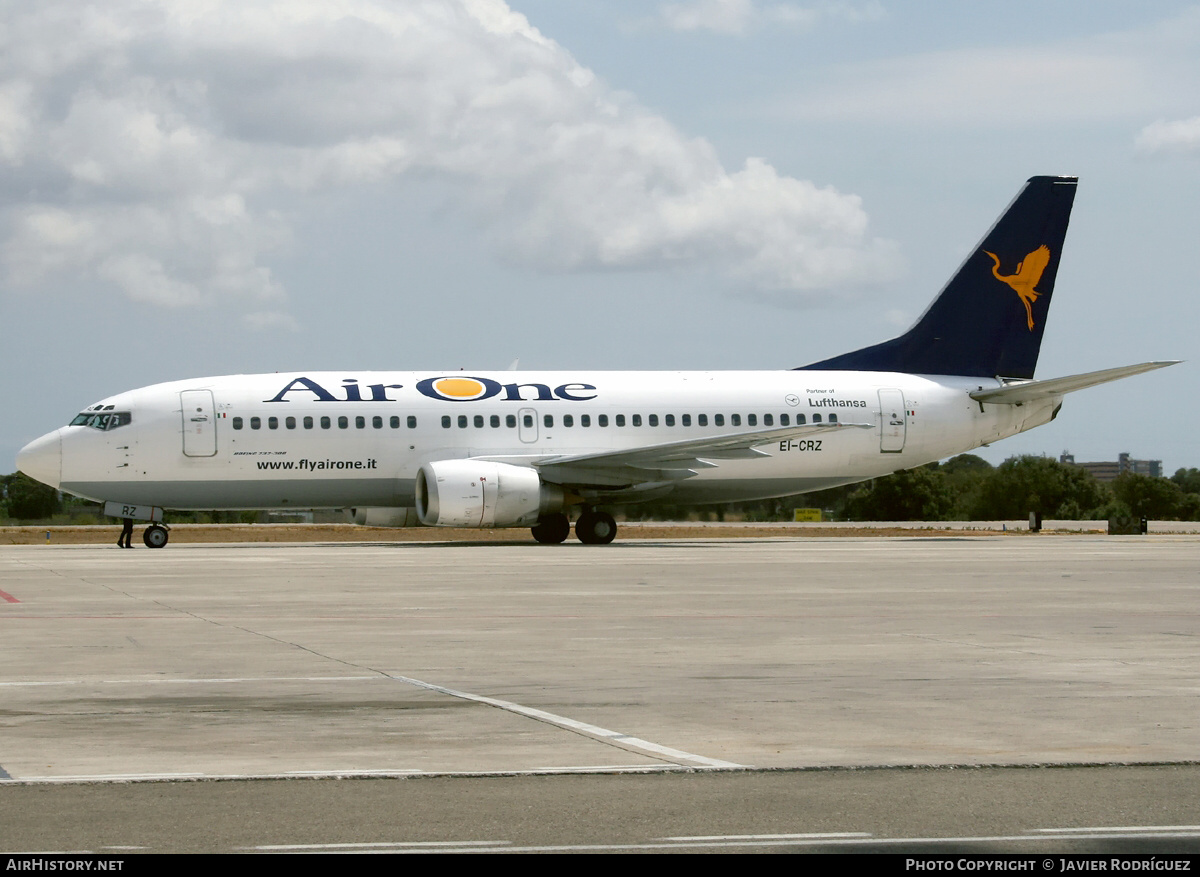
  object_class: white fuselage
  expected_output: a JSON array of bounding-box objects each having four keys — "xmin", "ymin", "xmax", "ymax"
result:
[{"xmin": 27, "ymin": 370, "xmax": 1058, "ymax": 513}]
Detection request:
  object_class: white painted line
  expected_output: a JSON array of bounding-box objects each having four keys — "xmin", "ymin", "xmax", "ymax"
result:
[
  {"xmin": 0, "ymin": 675, "xmax": 380, "ymax": 688},
  {"xmin": 389, "ymin": 673, "xmax": 744, "ymax": 769},
  {"xmin": 536, "ymin": 765, "xmax": 667, "ymax": 772},
  {"xmin": 659, "ymin": 832, "xmax": 872, "ymax": 841},
  {"xmin": 1034, "ymin": 824, "xmax": 1200, "ymax": 833},
  {"xmin": 361, "ymin": 831, "xmax": 1200, "ymax": 853},
  {"xmin": 253, "ymin": 841, "xmax": 510, "ymax": 851}
]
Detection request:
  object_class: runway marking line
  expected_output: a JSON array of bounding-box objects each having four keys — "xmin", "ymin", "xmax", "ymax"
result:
[
  {"xmin": 390, "ymin": 673, "xmax": 744, "ymax": 769},
  {"xmin": 0, "ymin": 588, "xmax": 19, "ymax": 603},
  {"xmin": 1034, "ymin": 824, "xmax": 1200, "ymax": 833},
  {"xmin": 660, "ymin": 832, "xmax": 871, "ymax": 841},
  {"xmin": 255, "ymin": 841, "xmax": 510, "ymax": 851},
  {"xmin": 0, "ymin": 675, "xmax": 381, "ymax": 688},
  {"xmin": 247, "ymin": 828, "xmax": 1200, "ymax": 854}
]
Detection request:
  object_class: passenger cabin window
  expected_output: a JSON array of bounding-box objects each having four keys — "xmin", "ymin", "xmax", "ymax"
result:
[
  {"xmin": 632, "ymin": 414, "xmax": 642, "ymax": 427},
  {"xmin": 682, "ymin": 414, "xmax": 691, "ymax": 427},
  {"xmin": 408, "ymin": 416, "xmax": 418, "ymax": 429},
  {"xmin": 373, "ymin": 416, "xmax": 383, "ymax": 429},
  {"xmin": 697, "ymin": 414, "xmax": 708, "ymax": 427},
  {"xmin": 268, "ymin": 416, "xmax": 279, "ymax": 430},
  {"xmin": 232, "ymin": 417, "xmax": 243, "ymax": 430},
  {"xmin": 321, "ymin": 416, "xmax": 331, "ymax": 429},
  {"xmin": 390, "ymin": 416, "xmax": 400, "ymax": 428},
  {"xmin": 580, "ymin": 414, "xmax": 591, "ymax": 427},
  {"xmin": 442, "ymin": 416, "xmax": 452, "ymax": 428},
  {"xmin": 730, "ymin": 414, "xmax": 741, "ymax": 426},
  {"xmin": 285, "ymin": 416, "xmax": 296, "ymax": 429},
  {"xmin": 356, "ymin": 416, "xmax": 366, "ymax": 429},
  {"xmin": 458, "ymin": 415, "xmax": 468, "ymax": 428},
  {"xmin": 250, "ymin": 416, "xmax": 261, "ymax": 430},
  {"xmin": 598, "ymin": 414, "xmax": 609, "ymax": 427},
  {"xmin": 714, "ymin": 414, "xmax": 725, "ymax": 427},
  {"xmin": 747, "ymin": 414, "xmax": 757, "ymax": 426},
  {"xmin": 648, "ymin": 414, "xmax": 658, "ymax": 427},
  {"xmin": 563, "ymin": 414, "xmax": 573, "ymax": 427},
  {"xmin": 304, "ymin": 416, "xmax": 313, "ymax": 429},
  {"xmin": 474, "ymin": 415, "xmax": 484, "ymax": 428},
  {"xmin": 506, "ymin": 414, "xmax": 516, "ymax": 428},
  {"xmin": 490, "ymin": 415, "xmax": 500, "ymax": 428},
  {"xmin": 763, "ymin": 414, "xmax": 773, "ymax": 426},
  {"xmin": 338, "ymin": 416, "xmax": 349, "ymax": 429},
  {"xmin": 664, "ymin": 414, "xmax": 674, "ymax": 427}
]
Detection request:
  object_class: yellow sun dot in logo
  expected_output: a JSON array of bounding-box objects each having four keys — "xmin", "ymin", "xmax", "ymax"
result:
[{"xmin": 433, "ymin": 378, "xmax": 487, "ymax": 399}]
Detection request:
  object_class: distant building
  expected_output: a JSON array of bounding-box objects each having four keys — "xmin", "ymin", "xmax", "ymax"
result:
[{"xmin": 1060, "ymin": 451, "xmax": 1162, "ymax": 482}]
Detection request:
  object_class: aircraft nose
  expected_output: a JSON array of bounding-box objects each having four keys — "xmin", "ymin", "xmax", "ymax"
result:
[{"xmin": 16, "ymin": 430, "xmax": 62, "ymax": 489}]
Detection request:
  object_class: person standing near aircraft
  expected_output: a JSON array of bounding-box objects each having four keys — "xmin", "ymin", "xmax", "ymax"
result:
[{"xmin": 118, "ymin": 517, "xmax": 134, "ymax": 549}]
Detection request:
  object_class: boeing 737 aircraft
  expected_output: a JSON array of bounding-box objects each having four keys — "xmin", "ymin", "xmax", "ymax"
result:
[{"xmin": 16, "ymin": 176, "xmax": 1177, "ymax": 546}]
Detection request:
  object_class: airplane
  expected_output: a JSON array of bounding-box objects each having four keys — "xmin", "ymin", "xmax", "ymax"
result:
[{"xmin": 15, "ymin": 176, "xmax": 1178, "ymax": 547}]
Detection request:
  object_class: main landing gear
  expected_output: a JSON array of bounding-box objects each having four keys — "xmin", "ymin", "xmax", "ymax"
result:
[
  {"xmin": 142, "ymin": 524, "xmax": 170, "ymax": 549},
  {"xmin": 531, "ymin": 512, "xmax": 571, "ymax": 544},
  {"xmin": 530, "ymin": 511, "xmax": 617, "ymax": 545}
]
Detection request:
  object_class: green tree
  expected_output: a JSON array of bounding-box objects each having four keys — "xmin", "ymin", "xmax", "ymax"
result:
[
  {"xmin": 939, "ymin": 453, "xmax": 994, "ymax": 477},
  {"xmin": 2, "ymin": 472, "xmax": 61, "ymax": 520},
  {"xmin": 938, "ymin": 454, "xmax": 994, "ymax": 519},
  {"xmin": 1111, "ymin": 472, "xmax": 1186, "ymax": 520},
  {"xmin": 968, "ymin": 456, "xmax": 1110, "ymax": 520},
  {"xmin": 845, "ymin": 466, "xmax": 954, "ymax": 521},
  {"xmin": 1171, "ymin": 468, "xmax": 1200, "ymax": 495}
]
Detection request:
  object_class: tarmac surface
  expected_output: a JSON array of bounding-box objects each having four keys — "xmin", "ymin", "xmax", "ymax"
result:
[{"xmin": 2, "ymin": 532, "xmax": 1198, "ymax": 852}]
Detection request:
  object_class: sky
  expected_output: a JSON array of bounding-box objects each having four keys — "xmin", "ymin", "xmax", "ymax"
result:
[{"xmin": 3, "ymin": 0, "xmax": 1198, "ymax": 474}]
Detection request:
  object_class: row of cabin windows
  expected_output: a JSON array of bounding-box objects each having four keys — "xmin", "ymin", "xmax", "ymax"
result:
[
  {"xmin": 232, "ymin": 415, "xmax": 419, "ymax": 431},
  {"xmin": 439, "ymin": 412, "xmax": 838, "ymax": 429},
  {"xmin": 230, "ymin": 411, "xmax": 841, "ymax": 433}
]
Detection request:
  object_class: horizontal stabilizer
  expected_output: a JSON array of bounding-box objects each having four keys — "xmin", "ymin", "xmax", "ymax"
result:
[{"xmin": 969, "ymin": 361, "xmax": 1180, "ymax": 404}]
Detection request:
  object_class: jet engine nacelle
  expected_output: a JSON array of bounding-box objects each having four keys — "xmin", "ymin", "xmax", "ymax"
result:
[
  {"xmin": 350, "ymin": 507, "xmax": 422, "ymax": 527},
  {"xmin": 415, "ymin": 460, "xmax": 564, "ymax": 528}
]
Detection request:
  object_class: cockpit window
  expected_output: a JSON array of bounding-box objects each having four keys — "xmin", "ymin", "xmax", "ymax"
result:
[{"xmin": 70, "ymin": 411, "xmax": 132, "ymax": 430}]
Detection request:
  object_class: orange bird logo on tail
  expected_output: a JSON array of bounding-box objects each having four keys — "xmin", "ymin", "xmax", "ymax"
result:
[{"xmin": 983, "ymin": 245, "xmax": 1051, "ymax": 331}]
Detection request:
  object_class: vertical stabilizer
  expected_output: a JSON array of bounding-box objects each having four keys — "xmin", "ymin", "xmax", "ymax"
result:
[{"xmin": 798, "ymin": 176, "xmax": 1077, "ymax": 379}]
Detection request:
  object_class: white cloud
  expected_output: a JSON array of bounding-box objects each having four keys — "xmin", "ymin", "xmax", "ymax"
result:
[
  {"xmin": 776, "ymin": 8, "xmax": 1200, "ymax": 127},
  {"xmin": 657, "ymin": 1, "xmax": 884, "ymax": 36},
  {"xmin": 0, "ymin": 0, "xmax": 897, "ymax": 319},
  {"xmin": 1136, "ymin": 117, "xmax": 1200, "ymax": 155}
]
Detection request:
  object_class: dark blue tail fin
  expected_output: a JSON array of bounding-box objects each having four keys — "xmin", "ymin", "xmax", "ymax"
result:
[{"xmin": 798, "ymin": 176, "xmax": 1078, "ymax": 379}]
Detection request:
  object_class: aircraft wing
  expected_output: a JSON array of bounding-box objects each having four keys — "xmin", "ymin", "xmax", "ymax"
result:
[
  {"xmin": 970, "ymin": 361, "xmax": 1180, "ymax": 405},
  {"xmin": 531, "ymin": 422, "xmax": 874, "ymax": 487}
]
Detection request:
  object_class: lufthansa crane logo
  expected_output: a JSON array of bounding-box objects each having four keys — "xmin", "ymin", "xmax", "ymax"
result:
[{"xmin": 983, "ymin": 245, "xmax": 1051, "ymax": 331}]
